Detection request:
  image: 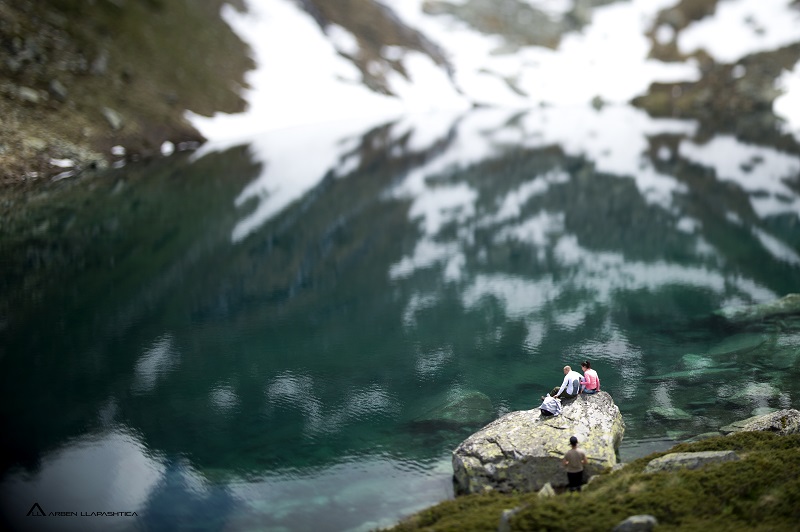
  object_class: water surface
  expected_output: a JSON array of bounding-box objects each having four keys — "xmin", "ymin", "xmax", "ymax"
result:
[{"xmin": 2, "ymin": 106, "xmax": 800, "ymax": 531}]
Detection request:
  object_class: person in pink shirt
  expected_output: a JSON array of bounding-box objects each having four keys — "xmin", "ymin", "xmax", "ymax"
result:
[{"xmin": 580, "ymin": 360, "xmax": 600, "ymax": 394}]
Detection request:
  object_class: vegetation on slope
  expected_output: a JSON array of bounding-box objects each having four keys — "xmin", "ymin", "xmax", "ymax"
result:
[{"xmin": 392, "ymin": 431, "xmax": 800, "ymax": 531}]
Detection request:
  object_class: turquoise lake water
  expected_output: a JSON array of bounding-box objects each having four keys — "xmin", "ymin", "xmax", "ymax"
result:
[{"xmin": 2, "ymin": 107, "xmax": 800, "ymax": 531}]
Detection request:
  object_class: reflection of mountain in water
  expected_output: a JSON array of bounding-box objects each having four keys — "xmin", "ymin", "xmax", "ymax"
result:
[
  {"xmin": 3, "ymin": 106, "xmax": 800, "ymax": 479},
  {"xmin": 3, "ymin": 104, "xmax": 800, "ymax": 532}
]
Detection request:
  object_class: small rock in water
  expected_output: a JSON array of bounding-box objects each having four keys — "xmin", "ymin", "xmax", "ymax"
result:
[
  {"xmin": 647, "ymin": 406, "xmax": 692, "ymax": 421},
  {"xmin": 679, "ymin": 354, "xmax": 713, "ymax": 370},
  {"xmin": 706, "ymin": 332, "xmax": 769, "ymax": 357}
]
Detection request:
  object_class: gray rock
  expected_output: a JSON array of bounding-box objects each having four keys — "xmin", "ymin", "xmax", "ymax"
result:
[
  {"xmin": 497, "ymin": 504, "xmax": 528, "ymax": 532},
  {"xmin": 537, "ymin": 482, "xmax": 555, "ymax": 498},
  {"xmin": 91, "ymin": 49, "xmax": 109, "ymax": 75},
  {"xmin": 48, "ymin": 79, "xmax": 68, "ymax": 102},
  {"xmin": 452, "ymin": 391, "xmax": 624, "ymax": 494},
  {"xmin": 102, "ymin": 107, "xmax": 123, "ymax": 130},
  {"xmin": 613, "ymin": 515, "xmax": 658, "ymax": 532},
  {"xmin": 683, "ymin": 432, "xmax": 723, "ymax": 443},
  {"xmin": 18, "ymin": 86, "xmax": 40, "ymax": 103},
  {"xmin": 720, "ymin": 409, "xmax": 800, "ymax": 435},
  {"xmin": 643, "ymin": 450, "xmax": 740, "ymax": 473}
]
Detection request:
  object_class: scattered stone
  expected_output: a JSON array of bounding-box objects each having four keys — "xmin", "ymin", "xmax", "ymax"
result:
[
  {"xmin": 452, "ymin": 392, "xmax": 624, "ymax": 494},
  {"xmin": 18, "ymin": 86, "xmax": 41, "ymax": 104},
  {"xmin": 111, "ymin": 145, "xmax": 126, "ymax": 157},
  {"xmin": 643, "ymin": 450, "xmax": 740, "ymax": 473},
  {"xmin": 683, "ymin": 432, "xmax": 723, "ymax": 443},
  {"xmin": 91, "ymin": 49, "xmax": 109, "ymax": 75},
  {"xmin": 102, "ymin": 107, "xmax": 123, "ymax": 130},
  {"xmin": 613, "ymin": 515, "xmax": 658, "ymax": 532},
  {"xmin": 48, "ymin": 79, "xmax": 68, "ymax": 102},
  {"xmin": 49, "ymin": 158, "xmax": 75, "ymax": 168},
  {"xmin": 497, "ymin": 504, "xmax": 528, "ymax": 532},
  {"xmin": 22, "ymin": 137, "xmax": 47, "ymax": 151},
  {"xmin": 51, "ymin": 170, "xmax": 75, "ymax": 181},
  {"xmin": 537, "ymin": 482, "xmax": 555, "ymax": 498},
  {"xmin": 160, "ymin": 141, "xmax": 175, "ymax": 156}
]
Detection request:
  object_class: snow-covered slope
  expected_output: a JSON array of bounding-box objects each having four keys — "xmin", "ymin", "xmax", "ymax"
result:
[{"xmin": 188, "ymin": 0, "xmax": 800, "ymax": 142}]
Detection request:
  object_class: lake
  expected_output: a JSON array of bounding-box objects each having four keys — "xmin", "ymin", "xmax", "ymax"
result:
[{"xmin": 2, "ymin": 105, "xmax": 800, "ymax": 531}]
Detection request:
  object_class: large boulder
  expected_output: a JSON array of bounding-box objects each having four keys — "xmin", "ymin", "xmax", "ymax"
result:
[
  {"xmin": 719, "ymin": 409, "xmax": 800, "ymax": 435},
  {"xmin": 451, "ymin": 392, "xmax": 624, "ymax": 494}
]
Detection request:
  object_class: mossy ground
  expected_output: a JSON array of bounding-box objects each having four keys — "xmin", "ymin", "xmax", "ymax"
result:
[{"xmin": 391, "ymin": 432, "xmax": 800, "ymax": 531}]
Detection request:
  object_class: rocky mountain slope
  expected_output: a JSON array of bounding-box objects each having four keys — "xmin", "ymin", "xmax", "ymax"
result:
[
  {"xmin": 0, "ymin": 0, "xmax": 251, "ymax": 187},
  {"xmin": 3, "ymin": 0, "xmax": 800, "ymax": 188}
]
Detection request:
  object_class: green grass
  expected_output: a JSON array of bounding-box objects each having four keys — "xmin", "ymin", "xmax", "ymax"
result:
[{"xmin": 391, "ymin": 432, "xmax": 800, "ymax": 531}]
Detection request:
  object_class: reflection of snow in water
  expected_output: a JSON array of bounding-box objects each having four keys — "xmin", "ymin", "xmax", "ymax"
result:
[
  {"xmin": 775, "ymin": 63, "xmax": 800, "ymax": 142},
  {"xmin": 575, "ymin": 324, "xmax": 644, "ymax": 399},
  {"xmin": 210, "ymin": 384, "xmax": 240, "ymax": 412},
  {"xmin": 679, "ymin": 135, "xmax": 800, "ymax": 219},
  {"xmin": 415, "ymin": 346, "xmax": 454, "ymax": 379},
  {"xmin": 750, "ymin": 226, "xmax": 800, "ymax": 265},
  {"xmin": 518, "ymin": 106, "xmax": 697, "ymax": 208},
  {"xmin": 484, "ymin": 170, "xmax": 570, "ymax": 226},
  {"xmin": 228, "ymin": 453, "xmax": 454, "ymax": 532},
  {"xmin": 265, "ymin": 372, "xmax": 398, "ymax": 437},
  {"xmin": 371, "ymin": 107, "xmax": 792, "ymax": 378},
  {"xmin": 132, "ymin": 334, "xmax": 179, "ymax": 394}
]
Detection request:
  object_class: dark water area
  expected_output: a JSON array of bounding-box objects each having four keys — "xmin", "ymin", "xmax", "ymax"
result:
[{"xmin": 2, "ymin": 106, "xmax": 800, "ymax": 531}]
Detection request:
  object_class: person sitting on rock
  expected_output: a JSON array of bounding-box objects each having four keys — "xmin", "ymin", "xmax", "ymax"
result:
[
  {"xmin": 539, "ymin": 393, "xmax": 562, "ymax": 417},
  {"xmin": 549, "ymin": 365, "xmax": 582, "ymax": 401},
  {"xmin": 580, "ymin": 360, "xmax": 600, "ymax": 394},
  {"xmin": 562, "ymin": 435, "xmax": 587, "ymax": 492}
]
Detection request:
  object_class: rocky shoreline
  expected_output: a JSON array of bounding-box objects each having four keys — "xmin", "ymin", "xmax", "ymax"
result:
[{"xmin": 0, "ymin": 0, "xmax": 251, "ymax": 189}]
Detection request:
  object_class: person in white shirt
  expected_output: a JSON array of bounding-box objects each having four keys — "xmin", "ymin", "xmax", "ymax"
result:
[{"xmin": 549, "ymin": 365, "xmax": 583, "ymax": 400}]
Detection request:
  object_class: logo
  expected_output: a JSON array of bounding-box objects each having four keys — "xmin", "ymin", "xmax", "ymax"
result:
[{"xmin": 26, "ymin": 502, "xmax": 46, "ymax": 517}]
